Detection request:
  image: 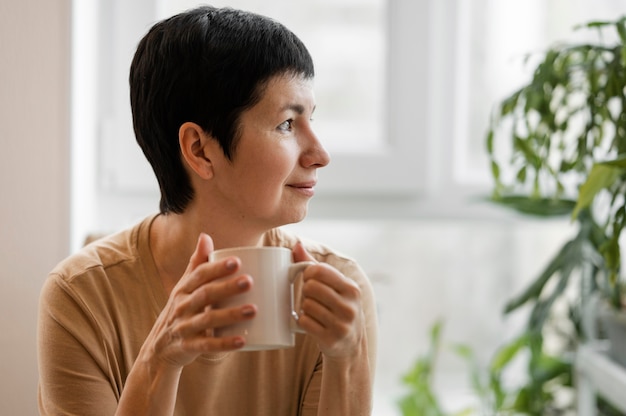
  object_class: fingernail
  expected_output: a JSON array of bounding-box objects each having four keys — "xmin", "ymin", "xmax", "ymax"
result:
[
  {"xmin": 225, "ymin": 258, "xmax": 237, "ymax": 270},
  {"xmin": 233, "ymin": 338, "xmax": 245, "ymax": 348},
  {"xmin": 237, "ymin": 277, "xmax": 251, "ymax": 289},
  {"xmin": 242, "ymin": 305, "xmax": 256, "ymax": 317}
]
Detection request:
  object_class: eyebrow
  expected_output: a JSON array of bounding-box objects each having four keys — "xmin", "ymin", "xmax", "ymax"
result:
[{"xmin": 280, "ymin": 103, "xmax": 316, "ymax": 114}]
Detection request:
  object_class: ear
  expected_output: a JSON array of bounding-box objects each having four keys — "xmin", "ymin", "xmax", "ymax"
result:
[{"xmin": 179, "ymin": 122, "xmax": 214, "ymax": 180}]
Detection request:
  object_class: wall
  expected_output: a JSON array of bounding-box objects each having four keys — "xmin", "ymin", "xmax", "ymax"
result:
[{"xmin": 0, "ymin": 1, "xmax": 71, "ymax": 414}]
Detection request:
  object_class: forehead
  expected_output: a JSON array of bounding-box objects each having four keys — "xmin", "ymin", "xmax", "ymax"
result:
[{"xmin": 254, "ymin": 74, "xmax": 315, "ymax": 112}]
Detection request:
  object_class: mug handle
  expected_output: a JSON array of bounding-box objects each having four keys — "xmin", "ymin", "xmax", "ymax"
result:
[{"xmin": 288, "ymin": 261, "xmax": 315, "ymax": 334}]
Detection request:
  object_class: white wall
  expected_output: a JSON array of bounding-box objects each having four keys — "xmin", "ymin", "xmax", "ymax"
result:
[{"xmin": 0, "ymin": 1, "xmax": 71, "ymax": 414}]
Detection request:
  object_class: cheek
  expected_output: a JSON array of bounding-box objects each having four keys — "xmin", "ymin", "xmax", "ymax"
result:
[
  {"xmin": 255, "ymin": 150, "xmax": 295, "ymax": 183},
  {"xmin": 234, "ymin": 141, "xmax": 297, "ymax": 196},
  {"xmin": 238, "ymin": 156, "xmax": 287, "ymax": 196}
]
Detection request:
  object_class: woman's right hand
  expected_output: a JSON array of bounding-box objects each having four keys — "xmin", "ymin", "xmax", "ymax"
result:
[
  {"xmin": 142, "ymin": 233, "xmax": 257, "ymax": 368},
  {"xmin": 116, "ymin": 233, "xmax": 256, "ymax": 415}
]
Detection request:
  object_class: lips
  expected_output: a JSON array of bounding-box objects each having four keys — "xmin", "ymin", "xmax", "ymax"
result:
[
  {"xmin": 288, "ymin": 181, "xmax": 316, "ymax": 189},
  {"xmin": 286, "ymin": 181, "xmax": 317, "ymax": 196}
]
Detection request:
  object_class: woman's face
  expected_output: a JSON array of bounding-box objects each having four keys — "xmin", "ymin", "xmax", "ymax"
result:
[{"xmin": 209, "ymin": 73, "xmax": 330, "ymax": 229}]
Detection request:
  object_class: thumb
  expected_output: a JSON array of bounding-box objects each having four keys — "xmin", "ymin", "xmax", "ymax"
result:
[
  {"xmin": 292, "ymin": 241, "xmax": 317, "ymax": 263},
  {"xmin": 186, "ymin": 233, "xmax": 214, "ymax": 273}
]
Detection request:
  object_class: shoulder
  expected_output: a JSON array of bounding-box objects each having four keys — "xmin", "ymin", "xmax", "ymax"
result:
[
  {"xmin": 43, "ymin": 216, "xmax": 153, "ymax": 298},
  {"xmin": 263, "ymin": 227, "xmax": 367, "ymax": 287},
  {"xmin": 51, "ymin": 226, "xmax": 135, "ymax": 282}
]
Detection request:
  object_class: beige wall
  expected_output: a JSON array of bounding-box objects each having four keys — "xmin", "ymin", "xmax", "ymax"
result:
[{"xmin": 0, "ymin": 0, "xmax": 71, "ymax": 414}]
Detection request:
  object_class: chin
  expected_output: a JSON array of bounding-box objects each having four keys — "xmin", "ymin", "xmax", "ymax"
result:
[{"xmin": 276, "ymin": 206, "xmax": 308, "ymax": 227}]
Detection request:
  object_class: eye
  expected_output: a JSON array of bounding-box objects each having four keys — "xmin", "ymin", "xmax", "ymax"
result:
[{"xmin": 278, "ymin": 119, "xmax": 293, "ymax": 132}]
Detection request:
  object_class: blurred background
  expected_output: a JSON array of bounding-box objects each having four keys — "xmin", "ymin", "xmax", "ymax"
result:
[{"xmin": 2, "ymin": 0, "xmax": 626, "ymax": 414}]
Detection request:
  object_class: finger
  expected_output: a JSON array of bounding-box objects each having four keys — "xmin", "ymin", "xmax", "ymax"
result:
[
  {"xmin": 302, "ymin": 278, "xmax": 342, "ymax": 312},
  {"xmin": 179, "ymin": 256, "xmax": 241, "ymax": 294},
  {"xmin": 172, "ymin": 303, "xmax": 257, "ymax": 340},
  {"xmin": 181, "ymin": 334, "xmax": 248, "ymax": 353},
  {"xmin": 185, "ymin": 233, "xmax": 214, "ymax": 275},
  {"xmin": 297, "ymin": 308, "xmax": 358, "ymax": 356},
  {"xmin": 298, "ymin": 292, "xmax": 362, "ymax": 353},
  {"xmin": 181, "ymin": 273, "xmax": 252, "ymax": 314},
  {"xmin": 300, "ymin": 297, "xmax": 335, "ymax": 328},
  {"xmin": 302, "ymin": 279, "xmax": 357, "ymax": 323},
  {"xmin": 297, "ymin": 310, "xmax": 326, "ymax": 334},
  {"xmin": 297, "ymin": 301, "xmax": 354, "ymax": 344},
  {"xmin": 292, "ymin": 241, "xmax": 317, "ymax": 263},
  {"xmin": 303, "ymin": 262, "xmax": 361, "ymax": 297}
]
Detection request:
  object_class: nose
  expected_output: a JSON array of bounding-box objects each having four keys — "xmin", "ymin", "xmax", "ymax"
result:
[{"xmin": 300, "ymin": 126, "xmax": 330, "ymax": 168}]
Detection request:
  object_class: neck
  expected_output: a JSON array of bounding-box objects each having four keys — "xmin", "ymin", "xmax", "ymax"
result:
[{"xmin": 149, "ymin": 205, "xmax": 268, "ymax": 292}]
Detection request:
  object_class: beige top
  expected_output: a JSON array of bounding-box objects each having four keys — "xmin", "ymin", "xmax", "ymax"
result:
[{"xmin": 37, "ymin": 215, "xmax": 377, "ymax": 415}]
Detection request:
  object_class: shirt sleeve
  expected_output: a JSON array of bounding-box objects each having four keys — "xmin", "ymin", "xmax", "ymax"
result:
[
  {"xmin": 351, "ymin": 259, "xmax": 378, "ymax": 377},
  {"xmin": 37, "ymin": 274, "xmax": 120, "ymax": 416}
]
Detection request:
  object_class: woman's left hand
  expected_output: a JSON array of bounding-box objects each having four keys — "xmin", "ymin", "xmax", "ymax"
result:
[{"xmin": 292, "ymin": 242, "xmax": 365, "ymax": 360}]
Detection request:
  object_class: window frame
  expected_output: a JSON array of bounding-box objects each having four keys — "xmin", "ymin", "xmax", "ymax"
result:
[
  {"xmin": 74, "ymin": 0, "xmax": 517, "ymax": 252},
  {"xmin": 95, "ymin": 0, "xmax": 431, "ymax": 198}
]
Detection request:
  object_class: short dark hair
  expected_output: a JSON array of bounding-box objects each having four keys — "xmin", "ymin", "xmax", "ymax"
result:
[{"xmin": 129, "ymin": 6, "xmax": 314, "ymax": 214}]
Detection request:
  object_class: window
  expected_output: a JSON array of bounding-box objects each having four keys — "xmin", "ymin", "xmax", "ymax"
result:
[
  {"xmin": 158, "ymin": 0, "xmax": 386, "ymax": 154},
  {"xmin": 72, "ymin": 0, "xmax": 626, "ymax": 248},
  {"xmin": 93, "ymin": 0, "xmax": 427, "ymax": 199},
  {"xmin": 453, "ymin": 0, "xmax": 626, "ymax": 186}
]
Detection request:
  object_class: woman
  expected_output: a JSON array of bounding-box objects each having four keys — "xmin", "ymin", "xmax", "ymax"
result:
[{"xmin": 38, "ymin": 6, "xmax": 377, "ymax": 415}]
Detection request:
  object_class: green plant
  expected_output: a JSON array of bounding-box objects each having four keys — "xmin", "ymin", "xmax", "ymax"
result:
[
  {"xmin": 398, "ymin": 320, "xmax": 486, "ymax": 416},
  {"xmin": 487, "ymin": 16, "xmax": 626, "ymax": 309},
  {"xmin": 401, "ymin": 15, "xmax": 626, "ymax": 416},
  {"xmin": 483, "ymin": 14, "xmax": 626, "ymax": 414},
  {"xmin": 398, "ymin": 320, "xmax": 448, "ymax": 416},
  {"xmin": 399, "ymin": 322, "xmax": 572, "ymax": 415}
]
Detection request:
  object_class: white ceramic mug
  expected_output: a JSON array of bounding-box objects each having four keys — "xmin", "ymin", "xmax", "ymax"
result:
[{"xmin": 209, "ymin": 246, "xmax": 312, "ymax": 351}]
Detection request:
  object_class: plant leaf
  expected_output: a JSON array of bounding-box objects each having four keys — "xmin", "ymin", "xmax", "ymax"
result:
[
  {"xmin": 490, "ymin": 196, "xmax": 575, "ymax": 217},
  {"xmin": 503, "ymin": 239, "xmax": 574, "ymax": 313},
  {"xmin": 572, "ymin": 161, "xmax": 624, "ymax": 219},
  {"xmin": 490, "ymin": 333, "xmax": 529, "ymax": 372}
]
